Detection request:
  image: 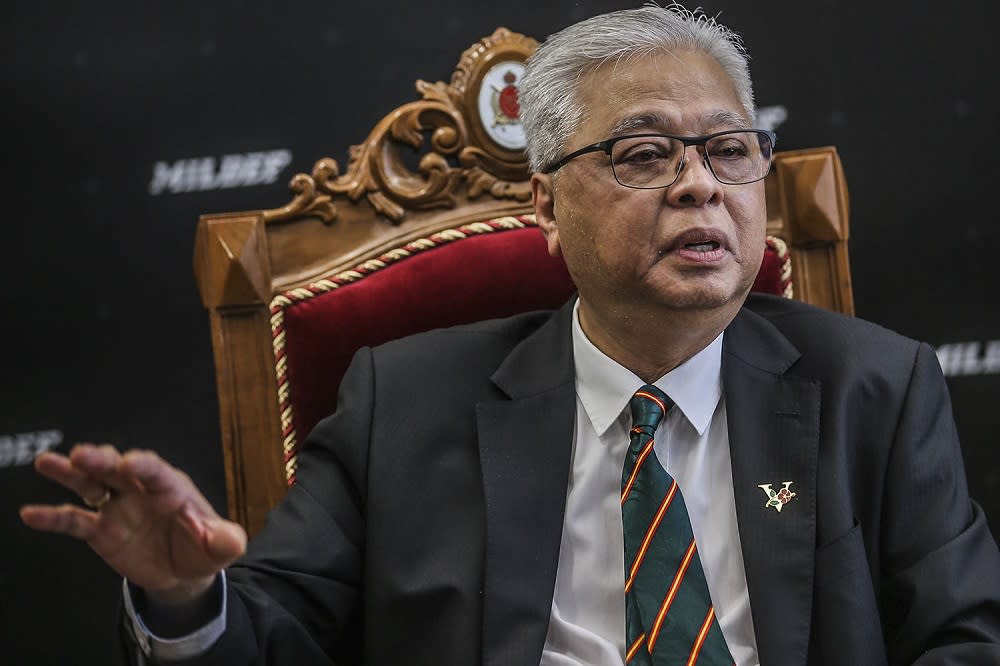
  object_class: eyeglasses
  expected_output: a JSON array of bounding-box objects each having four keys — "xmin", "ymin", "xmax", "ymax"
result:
[{"xmin": 541, "ymin": 129, "xmax": 777, "ymax": 189}]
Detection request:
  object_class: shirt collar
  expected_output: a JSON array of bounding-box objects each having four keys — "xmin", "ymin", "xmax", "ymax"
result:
[{"xmin": 571, "ymin": 299, "xmax": 723, "ymax": 437}]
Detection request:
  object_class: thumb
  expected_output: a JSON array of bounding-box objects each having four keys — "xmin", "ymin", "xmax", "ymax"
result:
[
  {"xmin": 202, "ymin": 517, "xmax": 247, "ymax": 566},
  {"xmin": 177, "ymin": 505, "xmax": 247, "ymax": 572}
]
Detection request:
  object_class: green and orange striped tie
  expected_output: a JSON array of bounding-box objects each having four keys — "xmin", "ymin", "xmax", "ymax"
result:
[{"xmin": 622, "ymin": 385, "xmax": 733, "ymax": 665}]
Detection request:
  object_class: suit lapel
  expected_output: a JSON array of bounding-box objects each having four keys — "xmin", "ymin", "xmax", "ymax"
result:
[
  {"xmin": 475, "ymin": 300, "xmax": 822, "ymax": 664},
  {"xmin": 723, "ymin": 307, "xmax": 820, "ymax": 666},
  {"xmin": 478, "ymin": 300, "xmax": 577, "ymax": 666}
]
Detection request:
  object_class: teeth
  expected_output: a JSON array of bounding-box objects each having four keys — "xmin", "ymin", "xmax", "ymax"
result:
[{"xmin": 686, "ymin": 241, "xmax": 719, "ymax": 252}]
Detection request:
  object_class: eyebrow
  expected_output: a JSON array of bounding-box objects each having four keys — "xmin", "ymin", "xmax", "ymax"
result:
[
  {"xmin": 707, "ymin": 110, "xmax": 752, "ymax": 130},
  {"xmin": 609, "ymin": 112, "xmax": 671, "ymax": 137},
  {"xmin": 608, "ymin": 109, "xmax": 751, "ymax": 137}
]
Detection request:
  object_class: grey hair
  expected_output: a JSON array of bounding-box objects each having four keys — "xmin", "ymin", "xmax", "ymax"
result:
[{"xmin": 519, "ymin": 2, "xmax": 756, "ymax": 174}]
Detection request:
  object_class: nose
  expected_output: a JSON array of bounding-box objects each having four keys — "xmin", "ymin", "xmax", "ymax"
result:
[
  {"xmin": 666, "ymin": 145, "xmax": 723, "ymax": 206},
  {"xmin": 679, "ymin": 145, "xmax": 713, "ymax": 178}
]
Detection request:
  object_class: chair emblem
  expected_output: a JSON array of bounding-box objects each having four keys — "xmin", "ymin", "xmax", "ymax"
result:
[
  {"xmin": 491, "ymin": 70, "xmax": 521, "ymax": 127},
  {"xmin": 476, "ymin": 61, "xmax": 527, "ymax": 150},
  {"xmin": 758, "ymin": 481, "xmax": 796, "ymax": 512}
]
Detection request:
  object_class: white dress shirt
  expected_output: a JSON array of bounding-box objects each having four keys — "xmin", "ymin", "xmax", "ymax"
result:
[{"xmin": 540, "ymin": 300, "xmax": 759, "ymax": 665}]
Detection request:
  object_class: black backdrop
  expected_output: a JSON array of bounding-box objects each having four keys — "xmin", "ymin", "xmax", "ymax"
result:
[{"xmin": 8, "ymin": 1, "xmax": 998, "ymax": 663}]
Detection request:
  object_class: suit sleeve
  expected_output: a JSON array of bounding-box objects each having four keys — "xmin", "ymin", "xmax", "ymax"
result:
[
  {"xmin": 879, "ymin": 342, "xmax": 1000, "ymax": 664},
  {"xmin": 126, "ymin": 347, "xmax": 376, "ymax": 665}
]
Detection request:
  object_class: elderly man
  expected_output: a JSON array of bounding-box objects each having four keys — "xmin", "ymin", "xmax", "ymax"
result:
[{"xmin": 21, "ymin": 4, "xmax": 1000, "ymax": 665}]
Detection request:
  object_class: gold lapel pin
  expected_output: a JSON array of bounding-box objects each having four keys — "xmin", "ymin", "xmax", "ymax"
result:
[{"xmin": 758, "ymin": 481, "xmax": 796, "ymax": 513}]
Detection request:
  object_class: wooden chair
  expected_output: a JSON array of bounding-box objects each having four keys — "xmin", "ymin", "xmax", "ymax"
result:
[{"xmin": 193, "ymin": 28, "xmax": 853, "ymax": 536}]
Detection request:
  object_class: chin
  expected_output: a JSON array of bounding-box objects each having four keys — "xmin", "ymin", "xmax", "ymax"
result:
[
  {"xmin": 649, "ymin": 276, "xmax": 753, "ymax": 312},
  {"xmin": 660, "ymin": 292, "xmax": 740, "ymax": 311}
]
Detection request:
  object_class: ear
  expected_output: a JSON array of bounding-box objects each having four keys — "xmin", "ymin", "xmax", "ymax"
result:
[{"xmin": 531, "ymin": 173, "xmax": 562, "ymax": 258}]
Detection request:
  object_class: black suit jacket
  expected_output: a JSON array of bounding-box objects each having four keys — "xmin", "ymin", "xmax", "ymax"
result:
[{"xmin": 163, "ymin": 294, "xmax": 1000, "ymax": 665}]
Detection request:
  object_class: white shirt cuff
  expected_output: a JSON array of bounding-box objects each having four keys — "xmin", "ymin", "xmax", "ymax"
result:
[{"xmin": 122, "ymin": 572, "xmax": 227, "ymax": 661}]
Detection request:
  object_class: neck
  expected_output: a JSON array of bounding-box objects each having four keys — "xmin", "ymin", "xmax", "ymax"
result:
[{"xmin": 577, "ymin": 297, "xmax": 740, "ymax": 383}]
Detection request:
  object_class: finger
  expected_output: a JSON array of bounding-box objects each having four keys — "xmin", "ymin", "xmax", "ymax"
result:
[
  {"xmin": 120, "ymin": 449, "xmax": 180, "ymax": 493},
  {"xmin": 69, "ymin": 443, "xmax": 142, "ymax": 496},
  {"xmin": 34, "ymin": 450, "xmax": 113, "ymax": 506},
  {"xmin": 121, "ymin": 450, "xmax": 216, "ymax": 514},
  {"xmin": 20, "ymin": 504, "xmax": 100, "ymax": 541}
]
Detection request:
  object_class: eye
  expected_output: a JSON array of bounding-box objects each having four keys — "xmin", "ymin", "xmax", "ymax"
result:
[
  {"xmin": 708, "ymin": 136, "xmax": 752, "ymax": 160},
  {"xmin": 612, "ymin": 137, "xmax": 676, "ymax": 165}
]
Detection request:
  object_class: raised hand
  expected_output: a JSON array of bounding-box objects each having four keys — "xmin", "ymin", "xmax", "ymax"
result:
[{"xmin": 20, "ymin": 443, "xmax": 247, "ymax": 605}]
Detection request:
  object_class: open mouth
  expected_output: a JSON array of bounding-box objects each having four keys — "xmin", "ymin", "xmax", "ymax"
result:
[
  {"xmin": 684, "ymin": 241, "xmax": 721, "ymax": 252},
  {"xmin": 668, "ymin": 229, "xmax": 729, "ymax": 262}
]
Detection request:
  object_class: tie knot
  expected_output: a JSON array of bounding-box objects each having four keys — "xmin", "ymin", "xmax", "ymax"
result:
[{"xmin": 630, "ymin": 384, "xmax": 672, "ymax": 431}]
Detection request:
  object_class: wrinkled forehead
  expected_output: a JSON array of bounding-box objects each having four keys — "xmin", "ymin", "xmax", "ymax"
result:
[
  {"xmin": 605, "ymin": 109, "xmax": 751, "ymax": 137},
  {"xmin": 573, "ymin": 49, "xmax": 749, "ymax": 139}
]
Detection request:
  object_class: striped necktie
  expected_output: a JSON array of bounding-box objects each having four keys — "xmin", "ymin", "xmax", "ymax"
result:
[{"xmin": 621, "ymin": 385, "xmax": 733, "ymax": 665}]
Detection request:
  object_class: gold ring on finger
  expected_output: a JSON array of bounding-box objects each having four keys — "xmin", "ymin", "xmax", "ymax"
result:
[{"xmin": 84, "ymin": 488, "xmax": 113, "ymax": 511}]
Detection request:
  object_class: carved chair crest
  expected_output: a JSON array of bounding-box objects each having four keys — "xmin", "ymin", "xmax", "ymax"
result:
[{"xmin": 263, "ymin": 27, "xmax": 538, "ymax": 226}]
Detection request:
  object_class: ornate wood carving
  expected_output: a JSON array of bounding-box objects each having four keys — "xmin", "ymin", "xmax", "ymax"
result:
[
  {"xmin": 772, "ymin": 149, "xmax": 850, "ymax": 244},
  {"xmin": 193, "ymin": 215, "xmax": 271, "ymax": 308},
  {"xmin": 260, "ymin": 167, "xmax": 338, "ymax": 224},
  {"xmin": 262, "ymin": 27, "xmax": 538, "ymax": 226}
]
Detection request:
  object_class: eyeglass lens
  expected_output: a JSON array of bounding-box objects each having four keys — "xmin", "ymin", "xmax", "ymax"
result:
[{"xmin": 610, "ymin": 131, "xmax": 773, "ymax": 188}]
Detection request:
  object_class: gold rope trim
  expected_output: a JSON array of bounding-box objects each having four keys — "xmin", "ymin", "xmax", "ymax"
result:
[
  {"xmin": 765, "ymin": 234, "xmax": 793, "ymax": 300},
  {"xmin": 269, "ymin": 214, "xmax": 536, "ymax": 485}
]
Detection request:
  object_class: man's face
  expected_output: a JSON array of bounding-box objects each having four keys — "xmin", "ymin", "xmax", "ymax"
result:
[{"xmin": 532, "ymin": 49, "xmax": 767, "ymax": 323}]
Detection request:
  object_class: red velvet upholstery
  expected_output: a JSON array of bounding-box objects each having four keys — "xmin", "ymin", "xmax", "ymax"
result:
[
  {"xmin": 272, "ymin": 215, "xmax": 791, "ymax": 482},
  {"xmin": 272, "ymin": 216, "xmax": 573, "ymax": 479},
  {"xmin": 752, "ymin": 236, "xmax": 793, "ymax": 299}
]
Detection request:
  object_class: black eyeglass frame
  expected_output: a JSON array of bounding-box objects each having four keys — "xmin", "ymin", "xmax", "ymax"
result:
[{"xmin": 540, "ymin": 128, "xmax": 778, "ymax": 188}]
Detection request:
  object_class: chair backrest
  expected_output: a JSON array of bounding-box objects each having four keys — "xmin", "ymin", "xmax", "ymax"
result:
[{"xmin": 193, "ymin": 28, "xmax": 853, "ymax": 536}]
